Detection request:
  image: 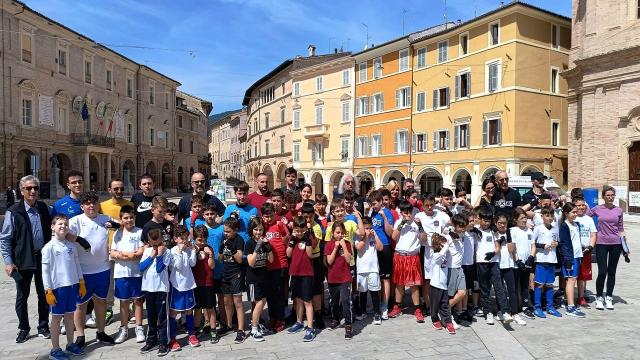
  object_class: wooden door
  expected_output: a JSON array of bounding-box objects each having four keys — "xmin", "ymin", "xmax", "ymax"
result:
[{"xmin": 629, "ymin": 142, "xmax": 640, "ymax": 213}]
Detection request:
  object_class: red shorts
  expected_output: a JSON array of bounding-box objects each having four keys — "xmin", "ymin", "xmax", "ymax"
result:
[
  {"xmin": 578, "ymin": 252, "xmax": 592, "ymax": 281},
  {"xmin": 392, "ymin": 253, "xmax": 423, "ymax": 286}
]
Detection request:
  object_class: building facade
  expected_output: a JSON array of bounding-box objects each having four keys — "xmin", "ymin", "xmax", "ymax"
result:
[
  {"xmin": 229, "ymin": 109, "xmax": 248, "ymax": 182},
  {"xmin": 564, "ymin": 0, "xmax": 640, "ymax": 211},
  {"xmin": 176, "ymin": 91, "xmax": 212, "ymax": 191},
  {"xmin": 290, "ymin": 53, "xmax": 353, "ymax": 199},
  {"xmin": 208, "ymin": 108, "xmax": 246, "ymax": 183}
]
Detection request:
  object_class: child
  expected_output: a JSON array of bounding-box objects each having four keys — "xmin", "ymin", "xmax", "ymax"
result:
[
  {"xmin": 42, "ymin": 215, "xmax": 86, "ymax": 360},
  {"xmin": 271, "ymin": 189, "xmax": 287, "ymax": 222},
  {"xmin": 202, "ymin": 203, "xmax": 228, "ymax": 336},
  {"xmin": 558, "ymin": 203, "xmax": 587, "ymax": 317},
  {"xmin": 495, "ymin": 214, "xmax": 525, "ymax": 325},
  {"xmin": 460, "ymin": 211, "xmax": 478, "ymax": 322},
  {"xmin": 573, "ymin": 197, "xmax": 597, "ymax": 307},
  {"xmin": 435, "ymin": 188, "xmax": 455, "ymax": 217},
  {"xmin": 110, "ymin": 205, "xmax": 146, "ymax": 344},
  {"xmin": 223, "ymin": 181, "xmax": 259, "ymax": 243},
  {"xmin": 531, "ymin": 206, "xmax": 562, "ymax": 318},
  {"xmin": 429, "ymin": 233, "xmax": 455, "ymax": 334},
  {"xmin": 184, "ymin": 194, "xmax": 204, "ymax": 230},
  {"xmin": 355, "ymin": 216, "xmax": 383, "ymax": 324},
  {"xmin": 511, "ymin": 208, "xmax": 535, "ymax": 319},
  {"xmin": 453, "ymin": 187, "xmax": 473, "ymax": 215},
  {"xmin": 141, "ymin": 196, "xmax": 173, "ymax": 248},
  {"xmin": 192, "ymin": 225, "xmax": 218, "ymax": 342},
  {"xmin": 390, "ymin": 200, "xmax": 427, "ymax": 322},
  {"xmin": 314, "ymin": 194, "xmax": 330, "ymax": 236},
  {"xmin": 263, "ymin": 202, "xmax": 290, "ymax": 333},
  {"xmin": 245, "ymin": 218, "xmax": 273, "ymax": 341},
  {"xmin": 300, "ymin": 202, "xmax": 325, "ymax": 329},
  {"xmin": 139, "ymin": 229, "xmax": 170, "ymax": 356},
  {"xmin": 283, "ymin": 190, "xmax": 301, "ymax": 228},
  {"xmin": 447, "ymin": 215, "xmax": 468, "ymax": 329},
  {"xmin": 219, "ymin": 217, "xmax": 247, "ymax": 343},
  {"xmin": 368, "ymin": 190, "xmax": 394, "ymax": 319},
  {"xmin": 324, "ymin": 221, "xmax": 354, "ymax": 340},
  {"xmin": 475, "ymin": 207, "xmax": 510, "ymax": 325},
  {"xmin": 343, "ymin": 190, "xmax": 361, "ymax": 223},
  {"xmin": 286, "ymin": 216, "xmax": 316, "ymax": 342}
]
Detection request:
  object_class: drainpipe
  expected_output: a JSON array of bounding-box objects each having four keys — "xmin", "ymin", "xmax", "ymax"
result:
[
  {"xmin": 1, "ymin": 1, "xmax": 7, "ymax": 189},
  {"xmin": 408, "ymin": 39, "xmax": 415, "ymax": 179},
  {"xmin": 136, "ymin": 65, "xmax": 142, "ymax": 184}
]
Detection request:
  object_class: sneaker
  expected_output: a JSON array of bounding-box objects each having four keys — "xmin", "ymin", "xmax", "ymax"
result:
[
  {"xmin": 414, "ymin": 308, "xmax": 425, "ymax": 323},
  {"xmin": 328, "ymin": 320, "xmax": 340, "ymax": 330},
  {"xmin": 388, "ymin": 304, "xmax": 402, "ymax": 318},
  {"xmin": 432, "ymin": 321, "xmax": 443, "ymax": 330},
  {"xmin": 345, "ymin": 325, "xmax": 352, "ymax": 340},
  {"xmin": 114, "ymin": 326, "xmax": 128, "ymax": 344},
  {"xmin": 85, "ymin": 315, "xmax": 96, "ymax": 329},
  {"xmin": 169, "ymin": 339, "xmax": 181, "ymax": 352},
  {"xmin": 210, "ymin": 330, "xmax": 220, "ymax": 344},
  {"xmin": 105, "ymin": 309, "xmax": 113, "ymax": 325},
  {"xmin": 355, "ymin": 313, "xmax": 367, "ymax": 321},
  {"xmin": 234, "ymin": 331, "xmax": 246, "ymax": 344},
  {"xmin": 502, "ymin": 312, "xmax": 513, "ymax": 324},
  {"xmin": 303, "ymin": 327, "xmax": 315, "ymax": 342},
  {"xmin": 157, "ymin": 344, "xmax": 168, "ymax": 357},
  {"xmin": 49, "ymin": 348, "xmax": 69, "ymax": 360},
  {"xmin": 60, "ymin": 324, "xmax": 66, "ymax": 335},
  {"xmin": 188, "ymin": 335, "xmax": 200, "ymax": 347},
  {"xmin": 605, "ymin": 296, "xmax": 614, "ymax": 310},
  {"xmin": 446, "ymin": 322, "xmax": 456, "ymax": 335},
  {"xmin": 533, "ymin": 308, "xmax": 547, "ymax": 318},
  {"xmin": 73, "ymin": 335, "xmax": 85, "ymax": 349},
  {"xmin": 496, "ymin": 311, "xmax": 504, "ymax": 322},
  {"xmin": 595, "ymin": 296, "xmax": 605, "ymax": 310},
  {"xmin": 566, "ymin": 306, "xmax": 586, "ymax": 318},
  {"xmin": 373, "ymin": 314, "xmax": 382, "ymax": 325},
  {"xmin": 38, "ymin": 328, "xmax": 51, "ymax": 339},
  {"xmin": 513, "ymin": 313, "xmax": 527, "ymax": 326},
  {"xmin": 203, "ymin": 321, "xmax": 211, "ymax": 333},
  {"xmin": 486, "ymin": 313, "xmax": 495, "ymax": 325},
  {"xmin": 547, "ymin": 307, "xmax": 562, "ymax": 317},
  {"xmin": 218, "ymin": 323, "xmax": 232, "ymax": 336},
  {"xmin": 139, "ymin": 343, "xmax": 157, "ymax": 354},
  {"xmin": 314, "ymin": 316, "xmax": 326, "ymax": 330},
  {"xmin": 288, "ymin": 322, "xmax": 305, "ymax": 334},
  {"xmin": 475, "ymin": 307, "xmax": 484, "ymax": 317},
  {"xmin": 451, "ymin": 318, "xmax": 460, "ymax": 330},
  {"xmin": 65, "ymin": 343, "xmax": 84, "ymax": 356},
  {"xmin": 381, "ymin": 309, "xmax": 389, "ymax": 320},
  {"xmin": 135, "ymin": 326, "xmax": 146, "ymax": 343},
  {"xmin": 251, "ymin": 329, "xmax": 264, "ymax": 342},
  {"xmin": 97, "ymin": 331, "xmax": 115, "ymax": 345},
  {"xmin": 522, "ymin": 308, "xmax": 535, "ymax": 319},
  {"xmin": 578, "ymin": 297, "xmax": 590, "ymax": 308}
]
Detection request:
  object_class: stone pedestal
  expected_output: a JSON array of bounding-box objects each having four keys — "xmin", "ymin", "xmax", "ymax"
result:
[
  {"xmin": 50, "ymin": 167, "xmax": 64, "ymax": 199},
  {"xmin": 123, "ymin": 168, "xmax": 134, "ymax": 195}
]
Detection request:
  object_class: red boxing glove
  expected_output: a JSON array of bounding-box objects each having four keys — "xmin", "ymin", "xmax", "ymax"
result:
[{"xmin": 190, "ymin": 211, "xmax": 199, "ymax": 227}]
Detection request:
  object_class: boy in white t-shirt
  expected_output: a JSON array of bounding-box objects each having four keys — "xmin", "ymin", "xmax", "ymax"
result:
[
  {"xmin": 574, "ymin": 197, "xmax": 597, "ymax": 307},
  {"xmin": 531, "ymin": 207, "xmax": 562, "ymax": 318},
  {"xmin": 429, "ymin": 233, "xmax": 455, "ymax": 334},
  {"xmin": 354, "ymin": 217, "xmax": 383, "ymax": 324},
  {"xmin": 447, "ymin": 215, "xmax": 468, "ymax": 329},
  {"xmin": 42, "ymin": 215, "xmax": 86, "ymax": 359},
  {"xmin": 110, "ymin": 205, "xmax": 145, "ymax": 344},
  {"xmin": 460, "ymin": 211, "xmax": 479, "ymax": 323}
]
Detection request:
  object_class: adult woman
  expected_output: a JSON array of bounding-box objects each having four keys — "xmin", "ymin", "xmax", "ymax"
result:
[
  {"xmin": 587, "ymin": 185, "xmax": 625, "ymax": 310},
  {"xmin": 386, "ymin": 180, "xmax": 401, "ymax": 219},
  {"xmin": 300, "ymin": 183, "xmax": 313, "ymax": 203},
  {"xmin": 475, "ymin": 177, "xmax": 496, "ymax": 207}
]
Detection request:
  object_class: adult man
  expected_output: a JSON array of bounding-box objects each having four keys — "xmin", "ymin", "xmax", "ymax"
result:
[
  {"xmin": 6, "ymin": 186, "xmax": 16, "ymax": 206},
  {"xmin": 522, "ymin": 171, "xmax": 546, "ymax": 209},
  {"xmin": 246, "ymin": 173, "xmax": 271, "ymax": 216},
  {"xmin": 491, "ymin": 170, "xmax": 523, "ymax": 219},
  {"xmin": 131, "ymin": 174, "xmax": 157, "ymax": 228},
  {"xmin": 177, "ymin": 172, "xmax": 226, "ymax": 224},
  {"xmin": 0, "ymin": 175, "xmax": 51, "ymax": 343},
  {"xmin": 402, "ymin": 178, "xmax": 423, "ymax": 211},
  {"xmin": 333, "ymin": 173, "xmax": 365, "ymax": 215},
  {"xmin": 281, "ymin": 167, "xmax": 299, "ymax": 193},
  {"xmin": 52, "ymin": 170, "xmax": 85, "ymax": 218}
]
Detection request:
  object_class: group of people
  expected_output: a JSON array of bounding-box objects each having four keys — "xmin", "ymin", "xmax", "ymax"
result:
[{"xmin": 0, "ymin": 167, "xmax": 629, "ymax": 359}]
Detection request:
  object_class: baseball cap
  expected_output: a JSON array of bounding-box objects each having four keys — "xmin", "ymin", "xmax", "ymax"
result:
[{"xmin": 530, "ymin": 172, "xmax": 547, "ymax": 181}]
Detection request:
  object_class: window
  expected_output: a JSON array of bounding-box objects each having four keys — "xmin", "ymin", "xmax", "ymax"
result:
[
  {"xmin": 551, "ymin": 68, "xmax": 559, "ymax": 94},
  {"xmin": 253, "ymin": 143, "xmax": 258, "ymax": 158},
  {"xmin": 190, "ymin": 140, "xmax": 194, "ymax": 154},
  {"xmin": 260, "ymin": 86, "xmax": 275, "ymax": 104},
  {"xmin": 341, "ymin": 137, "xmax": 349, "ymax": 161},
  {"xmin": 342, "ymin": 70, "xmax": 350, "ymax": 85},
  {"xmin": 293, "ymin": 142, "xmax": 300, "ymax": 162},
  {"xmin": 483, "ymin": 117, "xmax": 502, "ymax": 146},
  {"xmin": 416, "ymin": 92, "xmax": 426, "ymax": 111},
  {"xmin": 311, "ymin": 143, "xmax": 323, "ymax": 161},
  {"xmin": 395, "ymin": 130, "xmax": 408, "ymax": 154},
  {"xmin": 552, "ymin": 121, "xmax": 560, "ymax": 146},
  {"xmin": 106, "ymin": 69, "xmax": 112, "ymax": 91},
  {"xmin": 454, "ymin": 123, "xmax": 470, "ymax": 149},
  {"xmin": 341, "ymin": 101, "xmax": 350, "ymax": 123},
  {"xmin": 127, "ymin": 78, "xmax": 133, "ymax": 98},
  {"xmin": 293, "ymin": 82, "xmax": 300, "ymax": 96},
  {"xmin": 280, "ymin": 136, "xmax": 285, "ymax": 153},
  {"xmin": 489, "ymin": 21, "xmax": 500, "ymax": 46},
  {"xmin": 433, "ymin": 87, "xmax": 450, "ymax": 109},
  {"xmin": 265, "ymin": 140, "xmax": 270, "ymax": 156},
  {"xmin": 149, "ymin": 81, "xmax": 155, "ymax": 104},
  {"xmin": 316, "ymin": 76, "xmax": 323, "ymax": 91},
  {"xmin": 638, "ymin": 0, "xmax": 640, "ymax": 19},
  {"xmin": 280, "ymin": 108, "xmax": 285, "ymax": 124},
  {"xmin": 58, "ymin": 49, "xmax": 67, "ymax": 75},
  {"xmin": 456, "ymin": 72, "xmax": 471, "ymax": 99},
  {"xmin": 396, "ymin": 87, "xmax": 411, "ymax": 108},
  {"xmin": 57, "ymin": 105, "xmax": 69, "ymax": 133},
  {"xmin": 399, "ymin": 49, "xmax": 409, "ymax": 71},
  {"xmin": 370, "ymin": 134, "xmax": 382, "ymax": 156},
  {"xmin": 358, "ymin": 96, "xmax": 369, "ymax": 115},
  {"xmin": 150, "ymin": 128, "xmax": 155, "ymax": 146},
  {"xmin": 315, "ymin": 106, "xmax": 323, "ymax": 124},
  {"xmin": 281, "ymin": 81, "xmax": 285, "ymax": 95},
  {"xmin": 84, "ymin": 59, "xmax": 92, "ymax": 84},
  {"xmin": 178, "ymin": 115, "xmax": 183, "ymax": 128},
  {"xmin": 164, "ymin": 131, "xmax": 169, "ymax": 149},
  {"xmin": 551, "ymin": 24, "xmax": 559, "ymax": 48},
  {"xmin": 434, "ymin": 130, "xmax": 450, "ymax": 151},
  {"xmin": 356, "ymin": 136, "xmax": 368, "ymax": 157},
  {"xmin": 416, "ymin": 48, "xmax": 427, "ymax": 68},
  {"xmin": 165, "ymin": 92, "xmax": 169, "ymax": 109},
  {"xmin": 438, "ymin": 41, "xmax": 448, "ymax": 63},
  {"xmin": 127, "ymin": 123, "xmax": 133, "ymax": 143},
  {"xmin": 21, "ymin": 27, "xmax": 33, "ymax": 64},
  {"xmin": 264, "ymin": 113, "xmax": 270, "ymax": 129},
  {"xmin": 22, "ymin": 99, "xmax": 32, "ymax": 126},
  {"xmin": 373, "ymin": 57, "xmax": 382, "ymax": 79},
  {"xmin": 413, "ymin": 133, "xmax": 427, "ymax": 152},
  {"xmin": 293, "ymin": 110, "xmax": 300, "ymax": 129},
  {"xmin": 358, "ymin": 62, "xmax": 367, "ymax": 82},
  {"xmin": 178, "ymin": 138, "xmax": 183, "ymax": 152},
  {"xmin": 460, "ymin": 33, "xmax": 469, "ymax": 55},
  {"xmin": 191, "ymin": 118, "xmax": 196, "ymax": 131},
  {"xmin": 487, "ymin": 61, "xmax": 500, "ymax": 92},
  {"xmin": 373, "ymin": 93, "xmax": 384, "ymax": 113}
]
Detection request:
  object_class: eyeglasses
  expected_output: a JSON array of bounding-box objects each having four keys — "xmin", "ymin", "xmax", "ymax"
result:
[
  {"xmin": 193, "ymin": 180, "xmax": 206, "ymax": 184},
  {"xmin": 22, "ymin": 186, "xmax": 39, "ymax": 192},
  {"xmin": 497, "ymin": 178, "xmax": 509, "ymax": 182},
  {"xmin": 345, "ymin": 180, "xmax": 354, "ymax": 184}
]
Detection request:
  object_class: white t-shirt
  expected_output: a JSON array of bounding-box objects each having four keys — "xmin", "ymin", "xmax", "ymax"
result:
[
  {"xmin": 111, "ymin": 227, "xmax": 145, "ymax": 278},
  {"xmin": 575, "ymin": 215, "xmax": 597, "ymax": 248},
  {"xmin": 475, "ymin": 228, "xmax": 498, "ymax": 263},
  {"xmin": 355, "ymin": 234, "xmax": 379, "ymax": 274},
  {"xmin": 530, "ymin": 208, "xmax": 562, "ymax": 229},
  {"xmin": 461, "ymin": 231, "xmax": 476, "ymax": 266},
  {"xmin": 565, "ymin": 221, "xmax": 583, "ymax": 259},
  {"xmin": 446, "ymin": 234, "xmax": 464, "ymax": 268},
  {"xmin": 510, "ymin": 226, "xmax": 533, "ymax": 261},
  {"xmin": 416, "ymin": 210, "xmax": 450, "ymax": 278},
  {"xmin": 533, "ymin": 224, "xmax": 558, "ymax": 264},
  {"xmin": 69, "ymin": 213, "xmax": 111, "ymax": 274},
  {"xmin": 429, "ymin": 243, "xmax": 449, "ymax": 290},
  {"xmin": 496, "ymin": 231, "xmax": 514, "ymax": 269},
  {"xmin": 41, "ymin": 238, "xmax": 83, "ymax": 290},
  {"xmin": 169, "ymin": 246, "xmax": 197, "ymax": 291},
  {"xmin": 140, "ymin": 247, "xmax": 170, "ymax": 292},
  {"xmin": 393, "ymin": 219, "xmax": 422, "ymax": 255}
]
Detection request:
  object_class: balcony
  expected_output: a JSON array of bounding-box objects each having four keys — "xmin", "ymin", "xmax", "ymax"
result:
[
  {"xmin": 71, "ymin": 133, "xmax": 115, "ymax": 147},
  {"xmin": 303, "ymin": 123, "xmax": 330, "ymax": 139}
]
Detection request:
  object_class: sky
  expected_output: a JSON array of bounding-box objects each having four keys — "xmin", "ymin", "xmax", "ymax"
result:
[{"xmin": 26, "ymin": 0, "xmax": 572, "ymax": 115}]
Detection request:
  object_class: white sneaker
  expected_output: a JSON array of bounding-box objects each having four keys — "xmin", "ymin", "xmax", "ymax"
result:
[
  {"xmin": 135, "ymin": 326, "xmax": 146, "ymax": 343},
  {"xmin": 503, "ymin": 313, "xmax": 513, "ymax": 324},
  {"xmin": 85, "ymin": 315, "xmax": 96, "ymax": 328},
  {"xmin": 129, "ymin": 316, "xmax": 136, "ymax": 325},
  {"xmin": 605, "ymin": 296, "xmax": 614, "ymax": 310},
  {"xmin": 595, "ymin": 296, "xmax": 605, "ymax": 310},
  {"xmin": 381, "ymin": 309, "xmax": 389, "ymax": 320},
  {"xmin": 496, "ymin": 311, "xmax": 504, "ymax": 322},
  {"xmin": 486, "ymin": 313, "xmax": 495, "ymax": 325},
  {"xmin": 60, "ymin": 324, "xmax": 66, "ymax": 335},
  {"xmin": 451, "ymin": 318, "xmax": 461, "ymax": 330},
  {"xmin": 513, "ymin": 313, "xmax": 527, "ymax": 326},
  {"xmin": 114, "ymin": 326, "xmax": 128, "ymax": 344}
]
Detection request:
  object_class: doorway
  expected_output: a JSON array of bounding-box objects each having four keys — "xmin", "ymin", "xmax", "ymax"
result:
[{"xmin": 629, "ymin": 142, "xmax": 640, "ymax": 212}]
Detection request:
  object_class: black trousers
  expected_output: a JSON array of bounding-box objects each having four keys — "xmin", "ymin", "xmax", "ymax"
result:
[
  {"xmin": 145, "ymin": 292, "xmax": 168, "ymax": 346},
  {"xmin": 429, "ymin": 286, "xmax": 451, "ymax": 324},
  {"xmin": 358, "ymin": 290, "xmax": 381, "ymax": 316},
  {"xmin": 516, "ymin": 268, "xmax": 532, "ymax": 310},
  {"xmin": 15, "ymin": 260, "xmax": 49, "ymax": 332},
  {"xmin": 266, "ymin": 269, "xmax": 286, "ymax": 321},
  {"xmin": 477, "ymin": 262, "xmax": 508, "ymax": 315},
  {"xmin": 595, "ymin": 244, "xmax": 623, "ymax": 297},
  {"xmin": 329, "ymin": 283, "xmax": 352, "ymax": 325},
  {"xmin": 500, "ymin": 268, "xmax": 518, "ymax": 315}
]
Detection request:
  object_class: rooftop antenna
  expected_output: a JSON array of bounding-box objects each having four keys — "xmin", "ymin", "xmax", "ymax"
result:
[
  {"xmin": 362, "ymin": 23, "xmax": 370, "ymax": 49},
  {"xmin": 402, "ymin": 9, "xmax": 408, "ymax": 35}
]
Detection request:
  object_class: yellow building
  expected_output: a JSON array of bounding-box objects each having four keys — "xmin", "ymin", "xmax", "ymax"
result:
[{"xmin": 290, "ymin": 53, "xmax": 353, "ymax": 198}]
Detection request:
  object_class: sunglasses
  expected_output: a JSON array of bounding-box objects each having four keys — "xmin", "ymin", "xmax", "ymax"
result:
[
  {"xmin": 112, "ymin": 187, "xmax": 124, "ymax": 191},
  {"xmin": 23, "ymin": 186, "xmax": 39, "ymax": 192},
  {"xmin": 193, "ymin": 180, "xmax": 206, "ymax": 184}
]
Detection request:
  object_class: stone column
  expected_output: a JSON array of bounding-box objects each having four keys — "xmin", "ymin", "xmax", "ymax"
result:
[
  {"xmin": 83, "ymin": 151, "xmax": 90, "ymax": 191},
  {"xmin": 471, "ymin": 162, "xmax": 482, "ymax": 205},
  {"xmin": 106, "ymin": 153, "xmax": 112, "ymax": 187}
]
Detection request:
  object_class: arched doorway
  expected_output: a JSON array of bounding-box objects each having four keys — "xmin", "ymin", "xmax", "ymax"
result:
[
  {"xmin": 177, "ymin": 166, "xmax": 184, "ymax": 191},
  {"xmin": 382, "ymin": 169, "xmax": 405, "ymax": 184},
  {"xmin": 629, "ymin": 142, "xmax": 640, "ymax": 212},
  {"xmin": 482, "ymin": 167, "xmax": 500, "ymax": 181},
  {"xmin": 330, "ymin": 171, "xmax": 344, "ymax": 200},
  {"xmin": 146, "ymin": 162, "xmax": 157, "ymax": 186},
  {"xmin": 161, "ymin": 163, "xmax": 171, "ymax": 191},
  {"xmin": 17, "ymin": 149, "xmax": 36, "ymax": 180},
  {"xmin": 297, "ymin": 173, "xmax": 306, "ymax": 189},
  {"xmin": 356, "ymin": 171, "xmax": 374, "ymax": 197},
  {"xmin": 417, "ymin": 168, "xmax": 443, "ymax": 196},
  {"xmin": 276, "ymin": 163, "xmax": 287, "ymax": 189},
  {"xmin": 453, "ymin": 168, "xmax": 472, "ymax": 193},
  {"xmin": 521, "ymin": 166, "xmax": 541, "ymax": 176},
  {"xmin": 263, "ymin": 164, "xmax": 274, "ymax": 191},
  {"xmin": 89, "ymin": 155, "xmax": 100, "ymax": 190},
  {"xmin": 310, "ymin": 172, "xmax": 323, "ymax": 196}
]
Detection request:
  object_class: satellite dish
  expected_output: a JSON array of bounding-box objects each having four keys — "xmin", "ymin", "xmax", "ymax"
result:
[
  {"xmin": 96, "ymin": 101, "xmax": 106, "ymax": 120},
  {"xmin": 72, "ymin": 96, "xmax": 83, "ymax": 113}
]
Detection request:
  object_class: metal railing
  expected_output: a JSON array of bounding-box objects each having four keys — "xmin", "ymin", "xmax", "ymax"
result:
[{"xmin": 70, "ymin": 133, "xmax": 115, "ymax": 147}]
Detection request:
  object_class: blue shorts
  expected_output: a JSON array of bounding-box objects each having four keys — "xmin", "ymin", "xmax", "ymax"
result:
[
  {"xmin": 534, "ymin": 263, "xmax": 556, "ymax": 286},
  {"xmin": 170, "ymin": 287, "xmax": 195, "ymax": 311},
  {"xmin": 51, "ymin": 284, "xmax": 79, "ymax": 315},
  {"xmin": 79, "ymin": 269, "xmax": 110, "ymax": 304},
  {"xmin": 561, "ymin": 258, "xmax": 581, "ymax": 279},
  {"xmin": 114, "ymin": 277, "xmax": 143, "ymax": 300}
]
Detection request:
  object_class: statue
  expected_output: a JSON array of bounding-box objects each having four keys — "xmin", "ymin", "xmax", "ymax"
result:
[{"xmin": 49, "ymin": 153, "xmax": 60, "ymax": 169}]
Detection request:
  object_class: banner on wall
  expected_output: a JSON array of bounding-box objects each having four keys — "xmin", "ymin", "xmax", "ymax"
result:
[
  {"xmin": 114, "ymin": 110, "xmax": 125, "ymax": 138},
  {"xmin": 38, "ymin": 95, "xmax": 54, "ymax": 126}
]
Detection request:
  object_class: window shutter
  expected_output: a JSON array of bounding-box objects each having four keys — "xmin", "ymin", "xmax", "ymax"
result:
[
  {"xmin": 466, "ymin": 72, "xmax": 471, "ymax": 97},
  {"xmin": 407, "ymin": 89, "xmax": 411, "ymax": 107},
  {"xmin": 355, "ymin": 99, "xmax": 359, "ymax": 115},
  {"xmin": 412, "ymin": 133, "xmax": 417, "ymax": 153},
  {"xmin": 445, "ymin": 130, "xmax": 450, "ymax": 150},
  {"xmin": 380, "ymin": 93, "xmax": 384, "ymax": 111},
  {"xmin": 396, "ymin": 89, "xmax": 400, "ymax": 108},
  {"xmin": 445, "ymin": 87, "xmax": 450, "ymax": 106},
  {"xmin": 368, "ymin": 96, "xmax": 373, "ymax": 114},
  {"xmin": 312, "ymin": 144, "xmax": 317, "ymax": 161},
  {"xmin": 433, "ymin": 90, "xmax": 438, "ymax": 110},
  {"xmin": 466, "ymin": 125, "xmax": 470, "ymax": 148},
  {"xmin": 378, "ymin": 135, "xmax": 382, "ymax": 155},
  {"xmin": 482, "ymin": 120, "xmax": 488, "ymax": 146},
  {"xmin": 355, "ymin": 139, "xmax": 360, "ymax": 157},
  {"xmin": 394, "ymin": 132, "xmax": 398, "ymax": 153},
  {"xmin": 433, "ymin": 131, "xmax": 438, "ymax": 151},
  {"xmin": 455, "ymin": 75, "xmax": 460, "ymax": 99},
  {"xmin": 454, "ymin": 126, "xmax": 459, "ymax": 150},
  {"xmin": 497, "ymin": 118, "xmax": 502, "ymax": 145}
]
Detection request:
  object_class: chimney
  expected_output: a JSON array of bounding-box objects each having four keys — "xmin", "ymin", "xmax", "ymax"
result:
[{"xmin": 308, "ymin": 44, "xmax": 316, "ymax": 57}]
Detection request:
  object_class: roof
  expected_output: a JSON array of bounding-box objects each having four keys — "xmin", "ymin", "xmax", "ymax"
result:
[{"xmin": 209, "ymin": 109, "xmax": 242, "ymax": 126}]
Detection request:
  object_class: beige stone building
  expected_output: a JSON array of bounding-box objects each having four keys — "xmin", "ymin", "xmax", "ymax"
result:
[
  {"xmin": 564, "ymin": 0, "xmax": 640, "ymax": 210},
  {"xmin": 0, "ymin": 0, "xmax": 208, "ymax": 196},
  {"xmin": 176, "ymin": 91, "xmax": 212, "ymax": 191},
  {"xmin": 209, "ymin": 108, "xmax": 246, "ymax": 182}
]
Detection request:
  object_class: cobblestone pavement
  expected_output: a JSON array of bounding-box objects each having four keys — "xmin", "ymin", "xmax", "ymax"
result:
[{"xmin": 1, "ymin": 224, "xmax": 639, "ymax": 360}]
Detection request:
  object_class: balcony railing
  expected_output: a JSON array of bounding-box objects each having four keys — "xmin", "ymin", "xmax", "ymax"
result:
[
  {"xmin": 303, "ymin": 123, "xmax": 330, "ymax": 139},
  {"xmin": 70, "ymin": 133, "xmax": 115, "ymax": 147}
]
